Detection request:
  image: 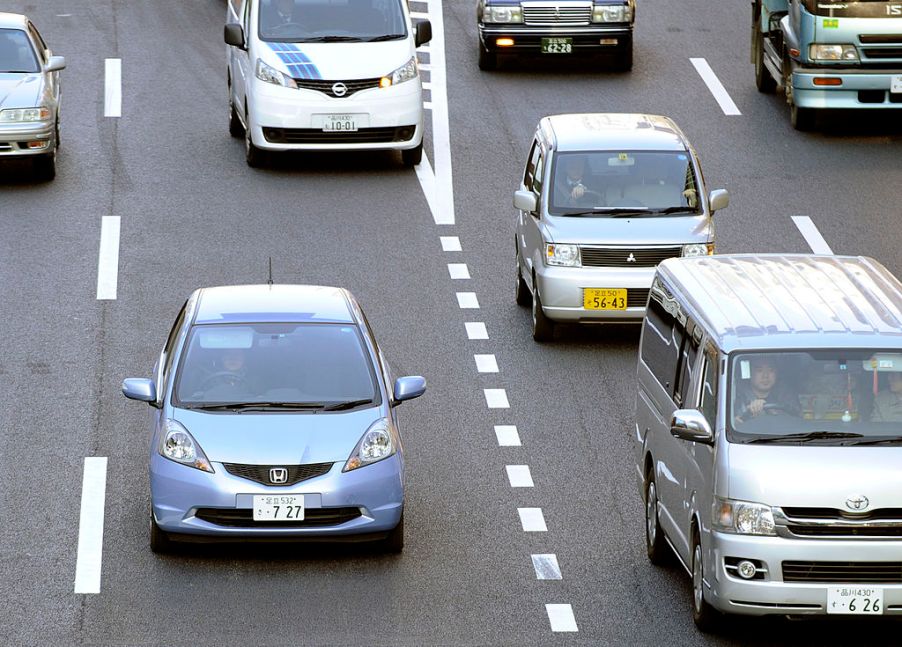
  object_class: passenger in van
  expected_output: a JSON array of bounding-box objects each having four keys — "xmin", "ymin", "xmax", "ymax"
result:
[
  {"xmin": 734, "ymin": 357, "xmax": 801, "ymax": 423},
  {"xmin": 871, "ymin": 372, "xmax": 902, "ymax": 422}
]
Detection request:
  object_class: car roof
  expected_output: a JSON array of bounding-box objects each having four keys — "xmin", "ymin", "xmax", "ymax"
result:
[
  {"xmin": 657, "ymin": 254, "xmax": 902, "ymax": 352},
  {"xmin": 542, "ymin": 113, "xmax": 689, "ymax": 152},
  {"xmin": 193, "ymin": 284, "xmax": 357, "ymax": 325},
  {"xmin": 0, "ymin": 13, "xmax": 29, "ymax": 29}
]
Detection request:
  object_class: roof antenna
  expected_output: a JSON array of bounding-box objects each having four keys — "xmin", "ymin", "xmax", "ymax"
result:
[{"xmin": 267, "ymin": 257, "xmax": 273, "ymax": 286}]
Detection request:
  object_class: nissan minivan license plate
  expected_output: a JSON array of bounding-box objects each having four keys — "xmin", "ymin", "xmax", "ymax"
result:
[
  {"xmin": 253, "ymin": 494, "xmax": 305, "ymax": 521},
  {"xmin": 827, "ymin": 587, "xmax": 883, "ymax": 614},
  {"xmin": 584, "ymin": 288, "xmax": 627, "ymax": 310},
  {"xmin": 892, "ymin": 75, "xmax": 902, "ymax": 94},
  {"xmin": 541, "ymin": 38, "xmax": 572, "ymax": 54},
  {"xmin": 322, "ymin": 114, "xmax": 358, "ymax": 132}
]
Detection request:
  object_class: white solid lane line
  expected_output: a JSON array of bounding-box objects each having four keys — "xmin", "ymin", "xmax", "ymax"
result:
[
  {"xmin": 415, "ymin": 153, "xmax": 439, "ymax": 217},
  {"xmin": 104, "ymin": 58, "xmax": 122, "ymax": 118},
  {"xmin": 422, "ymin": 0, "xmax": 454, "ymax": 224},
  {"xmin": 532, "ymin": 554, "xmax": 562, "ymax": 580},
  {"xmin": 474, "ymin": 354, "xmax": 499, "ymax": 373},
  {"xmin": 74, "ymin": 457, "xmax": 108, "ymax": 594},
  {"xmin": 494, "ymin": 425, "xmax": 521, "ymax": 446},
  {"xmin": 518, "ymin": 508, "xmax": 547, "ymax": 532},
  {"xmin": 792, "ymin": 216, "xmax": 834, "ymax": 254},
  {"xmin": 456, "ymin": 292, "xmax": 480, "ymax": 309},
  {"xmin": 484, "ymin": 388, "xmax": 510, "ymax": 408},
  {"xmin": 448, "ymin": 263, "xmax": 471, "ymax": 279},
  {"xmin": 96, "ymin": 216, "xmax": 121, "ymax": 300},
  {"xmin": 506, "ymin": 465, "xmax": 534, "ymax": 487},
  {"xmin": 690, "ymin": 58, "xmax": 741, "ymax": 116},
  {"xmin": 546, "ymin": 604, "xmax": 578, "ymax": 632},
  {"xmin": 465, "ymin": 322, "xmax": 488, "ymax": 340},
  {"xmin": 440, "ymin": 236, "xmax": 461, "ymax": 252}
]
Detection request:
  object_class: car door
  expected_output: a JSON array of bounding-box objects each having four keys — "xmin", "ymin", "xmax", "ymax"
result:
[
  {"xmin": 517, "ymin": 138, "xmax": 541, "ymax": 279},
  {"xmin": 26, "ymin": 23, "xmax": 58, "ymax": 108},
  {"xmin": 682, "ymin": 342, "xmax": 718, "ymax": 544},
  {"xmin": 523, "ymin": 144, "xmax": 547, "ymax": 292},
  {"xmin": 229, "ymin": 0, "xmax": 252, "ymax": 113}
]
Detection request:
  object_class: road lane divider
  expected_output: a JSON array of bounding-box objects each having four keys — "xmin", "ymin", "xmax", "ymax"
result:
[
  {"xmin": 494, "ymin": 425, "xmax": 521, "ymax": 446},
  {"xmin": 465, "ymin": 322, "xmax": 488, "ymax": 339},
  {"xmin": 518, "ymin": 508, "xmax": 547, "ymax": 531},
  {"xmin": 792, "ymin": 216, "xmax": 834, "ymax": 254},
  {"xmin": 474, "ymin": 354, "xmax": 499, "ymax": 373},
  {"xmin": 448, "ymin": 263, "xmax": 471, "ymax": 279},
  {"xmin": 506, "ymin": 465, "xmax": 534, "ymax": 487},
  {"xmin": 545, "ymin": 604, "xmax": 578, "ymax": 632},
  {"xmin": 690, "ymin": 58, "xmax": 741, "ymax": 116},
  {"xmin": 532, "ymin": 554, "xmax": 562, "ymax": 580},
  {"xmin": 456, "ymin": 292, "xmax": 480, "ymax": 309},
  {"xmin": 104, "ymin": 58, "xmax": 121, "ymax": 118},
  {"xmin": 440, "ymin": 236, "xmax": 461, "ymax": 251},
  {"xmin": 74, "ymin": 457, "xmax": 108, "ymax": 594},
  {"xmin": 96, "ymin": 216, "xmax": 121, "ymax": 300},
  {"xmin": 484, "ymin": 388, "xmax": 510, "ymax": 408}
]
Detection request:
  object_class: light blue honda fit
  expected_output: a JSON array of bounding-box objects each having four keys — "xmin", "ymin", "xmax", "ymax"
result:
[{"xmin": 122, "ymin": 284, "xmax": 425, "ymax": 553}]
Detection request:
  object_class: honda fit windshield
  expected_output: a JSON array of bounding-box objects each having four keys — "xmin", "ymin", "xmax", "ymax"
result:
[
  {"xmin": 803, "ymin": 1, "xmax": 900, "ymax": 18},
  {"xmin": 0, "ymin": 29, "xmax": 39, "ymax": 73},
  {"xmin": 728, "ymin": 350, "xmax": 902, "ymax": 445},
  {"xmin": 174, "ymin": 323, "xmax": 379, "ymax": 408},
  {"xmin": 549, "ymin": 151, "xmax": 701, "ymax": 216},
  {"xmin": 258, "ymin": 0, "xmax": 408, "ymax": 42}
]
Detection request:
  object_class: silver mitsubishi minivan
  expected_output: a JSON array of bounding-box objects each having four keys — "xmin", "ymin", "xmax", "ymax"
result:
[
  {"xmin": 635, "ymin": 254, "xmax": 902, "ymax": 631},
  {"xmin": 513, "ymin": 113, "xmax": 729, "ymax": 342}
]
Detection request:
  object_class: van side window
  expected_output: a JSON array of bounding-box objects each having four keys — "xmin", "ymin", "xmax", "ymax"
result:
[
  {"xmin": 641, "ymin": 290, "xmax": 683, "ymax": 395},
  {"xmin": 533, "ymin": 151, "xmax": 545, "ymax": 196},
  {"xmin": 674, "ymin": 326, "xmax": 700, "ymax": 407},
  {"xmin": 699, "ymin": 349, "xmax": 718, "ymax": 426}
]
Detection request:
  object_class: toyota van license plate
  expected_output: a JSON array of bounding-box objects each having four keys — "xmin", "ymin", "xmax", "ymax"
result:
[
  {"xmin": 541, "ymin": 38, "xmax": 572, "ymax": 54},
  {"xmin": 827, "ymin": 587, "xmax": 883, "ymax": 614},
  {"xmin": 584, "ymin": 288, "xmax": 627, "ymax": 310},
  {"xmin": 253, "ymin": 494, "xmax": 305, "ymax": 521},
  {"xmin": 322, "ymin": 114, "xmax": 357, "ymax": 132},
  {"xmin": 892, "ymin": 75, "xmax": 902, "ymax": 94}
]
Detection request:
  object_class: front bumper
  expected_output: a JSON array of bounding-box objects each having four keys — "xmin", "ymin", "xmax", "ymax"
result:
[
  {"xmin": 150, "ymin": 452, "xmax": 403, "ymax": 540},
  {"xmin": 0, "ymin": 121, "xmax": 55, "ymax": 157},
  {"xmin": 535, "ymin": 264, "xmax": 654, "ymax": 323},
  {"xmin": 247, "ymin": 77, "xmax": 423, "ymax": 151},
  {"xmin": 478, "ymin": 25, "xmax": 631, "ymax": 53},
  {"xmin": 707, "ymin": 531, "xmax": 902, "ymax": 616},
  {"xmin": 793, "ymin": 68, "xmax": 902, "ymax": 109}
]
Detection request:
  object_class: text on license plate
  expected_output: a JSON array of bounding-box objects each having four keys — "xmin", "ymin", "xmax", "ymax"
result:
[
  {"xmin": 827, "ymin": 586, "xmax": 883, "ymax": 615},
  {"xmin": 892, "ymin": 75, "xmax": 902, "ymax": 94},
  {"xmin": 253, "ymin": 494, "xmax": 305, "ymax": 521},
  {"xmin": 584, "ymin": 288, "xmax": 627, "ymax": 310},
  {"xmin": 322, "ymin": 114, "xmax": 357, "ymax": 132},
  {"xmin": 541, "ymin": 38, "xmax": 572, "ymax": 54}
]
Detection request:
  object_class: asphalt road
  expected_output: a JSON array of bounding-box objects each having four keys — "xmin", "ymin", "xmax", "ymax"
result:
[{"xmin": 1, "ymin": 0, "xmax": 901, "ymax": 645}]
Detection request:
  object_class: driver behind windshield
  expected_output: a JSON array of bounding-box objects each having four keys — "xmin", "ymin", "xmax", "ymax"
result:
[
  {"xmin": 553, "ymin": 155, "xmax": 591, "ymax": 207},
  {"xmin": 871, "ymin": 372, "xmax": 902, "ymax": 423},
  {"xmin": 734, "ymin": 356, "xmax": 801, "ymax": 424}
]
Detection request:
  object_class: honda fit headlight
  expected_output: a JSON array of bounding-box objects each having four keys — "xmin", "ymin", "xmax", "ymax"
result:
[
  {"xmin": 343, "ymin": 418, "xmax": 396, "ymax": 472},
  {"xmin": 713, "ymin": 498, "xmax": 776, "ymax": 536},
  {"xmin": 380, "ymin": 57, "xmax": 418, "ymax": 88},
  {"xmin": 809, "ymin": 44, "xmax": 858, "ymax": 61},
  {"xmin": 682, "ymin": 243, "xmax": 714, "ymax": 257},
  {"xmin": 482, "ymin": 4, "xmax": 524, "ymax": 23},
  {"xmin": 0, "ymin": 107, "xmax": 51, "ymax": 123},
  {"xmin": 592, "ymin": 3, "xmax": 632, "ymax": 23},
  {"xmin": 545, "ymin": 243, "xmax": 581, "ymax": 267},
  {"xmin": 159, "ymin": 419, "xmax": 214, "ymax": 473},
  {"xmin": 255, "ymin": 58, "xmax": 297, "ymax": 88}
]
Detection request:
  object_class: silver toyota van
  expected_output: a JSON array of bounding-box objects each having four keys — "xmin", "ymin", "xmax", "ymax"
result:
[{"xmin": 634, "ymin": 254, "xmax": 902, "ymax": 631}]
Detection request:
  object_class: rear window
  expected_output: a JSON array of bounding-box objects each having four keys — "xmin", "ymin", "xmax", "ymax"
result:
[
  {"xmin": 0, "ymin": 28, "xmax": 39, "ymax": 73},
  {"xmin": 258, "ymin": 0, "xmax": 408, "ymax": 42}
]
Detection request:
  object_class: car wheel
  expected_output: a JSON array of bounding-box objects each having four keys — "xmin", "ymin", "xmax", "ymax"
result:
[
  {"xmin": 401, "ymin": 141, "xmax": 423, "ymax": 167},
  {"xmin": 478, "ymin": 42, "xmax": 497, "ymax": 71},
  {"xmin": 754, "ymin": 31, "xmax": 776, "ymax": 93},
  {"xmin": 34, "ymin": 151, "xmax": 56, "ymax": 181},
  {"xmin": 54, "ymin": 114, "xmax": 61, "ymax": 148},
  {"xmin": 229, "ymin": 93, "xmax": 243, "ymax": 138},
  {"xmin": 244, "ymin": 111, "xmax": 266, "ymax": 168},
  {"xmin": 691, "ymin": 530, "xmax": 720, "ymax": 633},
  {"xmin": 382, "ymin": 512, "xmax": 404, "ymax": 553},
  {"xmin": 790, "ymin": 102, "xmax": 815, "ymax": 132},
  {"xmin": 515, "ymin": 248, "xmax": 531, "ymax": 307},
  {"xmin": 150, "ymin": 512, "xmax": 172, "ymax": 554},
  {"xmin": 531, "ymin": 281, "xmax": 554, "ymax": 342},
  {"xmin": 644, "ymin": 472, "xmax": 669, "ymax": 565},
  {"xmin": 613, "ymin": 40, "xmax": 633, "ymax": 72}
]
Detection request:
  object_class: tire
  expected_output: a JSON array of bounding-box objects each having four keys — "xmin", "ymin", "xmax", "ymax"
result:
[
  {"xmin": 150, "ymin": 513, "xmax": 172, "ymax": 554},
  {"xmin": 790, "ymin": 103, "xmax": 815, "ymax": 131},
  {"xmin": 34, "ymin": 151, "xmax": 56, "ymax": 181},
  {"xmin": 244, "ymin": 111, "xmax": 266, "ymax": 168},
  {"xmin": 754, "ymin": 31, "xmax": 776, "ymax": 93},
  {"xmin": 613, "ymin": 38, "xmax": 633, "ymax": 72},
  {"xmin": 515, "ymin": 248, "xmax": 531, "ymax": 307},
  {"xmin": 478, "ymin": 42, "xmax": 497, "ymax": 71},
  {"xmin": 644, "ymin": 472, "xmax": 669, "ymax": 565},
  {"xmin": 54, "ymin": 114, "xmax": 61, "ymax": 149},
  {"xmin": 382, "ymin": 512, "xmax": 404, "ymax": 553},
  {"xmin": 691, "ymin": 530, "xmax": 720, "ymax": 633},
  {"xmin": 229, "ymin": 93, "xmax": 243, "ymax": 138},
  {"xmin": 401, "ymin": 141, "xmax": 422, "ymax": 167},
  {"xmin": 531, "ymin": 282, "xmax": 555, "ymax": 342}
]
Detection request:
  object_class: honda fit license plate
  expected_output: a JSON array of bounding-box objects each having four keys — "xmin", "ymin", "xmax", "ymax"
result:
[
  {"xmin": 541, "ymin": 38, "xmax": 572, "ymax": 54},
  {"xmin": 584, "ymin": 288, "xmax": 627, "ymax": 310},
  {"xmin": 253, "ymin": 494, "xmax": 305, "ymax": 521},
  {"xmin": 827, "ymin": 587, "xmax": 883, "ymax": 614}
]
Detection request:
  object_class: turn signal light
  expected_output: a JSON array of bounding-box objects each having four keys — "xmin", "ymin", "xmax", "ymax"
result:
[
  {"xmin": 27, "ymin": 140, "xmax": 49, "ymax": 149},
  {"xmin": 496, "ymin": 37, "xmax": 515, "ymax": 47},
  {"xmin": 813, "ymin": 77, "xmax": 842, "ymax": 86}
]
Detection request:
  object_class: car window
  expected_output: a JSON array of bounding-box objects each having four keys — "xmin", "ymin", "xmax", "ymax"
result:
[
  {"xmin": 0, "ymin": 28, "xmax": 40, "ymax": 73},
  {"xmin": 523, "ymin": 140, "xmax": 539, "ymax": 189},
  {"xmin": 27, "ymin": 23, "xmax": 47, "ymax": 62},
  {"xmin": 674, "ymin": 324, "xmax": 700, "ymax": 407},
  {"xmin": 532, "ymin": 151, "xmax": 545, "ymax": 197},
  {"xmin": 641, "ymin": 280, "xmax": 684, "ymax": 396},
  {"xmin": 699, "ymin": 348, "xmax": 718, "ymax": 426},
  {"xmin": 258, "ymin": 0, "xmax": 408, "ymax": 42},
  {"xmin": 162, "ymin": 303, "xmax": 188, "ymax": 382}
]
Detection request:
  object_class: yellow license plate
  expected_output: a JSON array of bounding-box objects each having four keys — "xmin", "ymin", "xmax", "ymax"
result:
[{"xmin": 584, "ymin": 288, "xmax": 627, "ymax": 310}]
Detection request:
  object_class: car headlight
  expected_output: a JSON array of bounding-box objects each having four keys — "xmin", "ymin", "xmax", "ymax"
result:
[
  {"xmin": 809, "ymin": 44, "xmax": 858, "ymax": 62},
  {"xmin": 545, "ymin": 243, "xmax": 581, "ymax": 267},
  {"xmin": 380, "ymin": 57, "xmax": 418, "ymax": 88},
  {"xmin": 481, "ymin": 4, "xmax": 524, "ymax": 23},
  {"xmin": 682, "ymin": 243, "xmax": 714, "ymax": 257},
  {"xmin": 343, "ymin": 418, "xmax": 396, "ymax": 472},
  {"xmin": 159, "ymin": 419, "xmax": 214, "ymax": 473},
  {"xmin": 255, "ymin": 58, "xmax": 297, "ymax": 88},
  {"xmin": 713, "ymin": 498, "xmax": 776, "ymax": 536},
  {"xmin": 0, "ymin": 107, "xmax": 52, "ymax": 123},
  {"xmin": 592, "ymin": 3, "xmax": 631, "ymax": 23}
]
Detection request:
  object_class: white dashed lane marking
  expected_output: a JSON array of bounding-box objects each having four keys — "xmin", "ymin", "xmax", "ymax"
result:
[
  {"xmin": 532, "ymin": 554, "xmax": 562, "ymax": 580},
  {"xmin": 96, "ymin": 216, "xmax": 121, "ymax": 300},
  {"xmin": 494, "ymin": 425, "xmax": 521, "ymax": 446},
  {"xmin": 484, "ymin": 388, "xmax": 509, "ymax": 408},
  {"xmin": 465, "ymin": 322, "xmax": 488, "ymax": 339},
  {"xmin": 74, "ymin": 457, "xmax": 108, "ymax": 594},
  {"xmin": 690, "ymin": 58, "xmax": 741, "ymax": 116},
  {"xmin": 440, "ymin": 236, "xmax": 461, "ymax": 251},
  {"xmin": 506, "ymin": 465, "xmax": 534, "ymax": 487},
  {"xmin": 456, "ymin": 292, "xmax": 480, "ymax": 309},
  {"xmin": 518, "ymin": 508, "xmax": 547, "ymax": 532},
  {"xmin": 792, "ymin": 216, "xmax": 834, "ymax": 254},
  {"xmin": 104, "ymin": 58, "xmax": 121, "ymax": 117},
  {"xmin": 546, "ymin": 604, "xmax": 578, "ymax": 632},
  {"xmin": 447, "ymin": 263, "xmax": 471, "ymax": 279},
  {"xmin": 474, "ymin": 354, "xmax": 499, "ymax": 373}
]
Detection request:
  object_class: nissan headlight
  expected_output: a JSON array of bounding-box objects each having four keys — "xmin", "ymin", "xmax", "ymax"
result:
[
  {"xmin": 592, "ymin": 3, "xmax": 631, "ymax": 23},
  {"xmin": 343, "ymin": 418, "xmax": 396, "ymax": 472},
  {"xmin": 159, "ymin": 419, "xmax": 214, "ymax": 473},
  {"xmin": 713, "ymin": 498, "xmax": 776, "ymax": 536},
  {"xmin": 0, "ymin": 107, "xmax": 51, "ymax": 123},
  {"xmin": 809, "ymin": 44, "xmax": 858, "ymax": 62},
  {"xmin": 481, "ymin": 4, "xmax": 524, "ymax": 23},
  {"xmin": 255, "ymin": 58, "xmax": 297, "ymax": 88},
  {"xmin": 682, "ymin": 243, "xmax": 714, "ymax": 257},
  {"xmin": 545, "ymin": 243, "xmax": 581, "ymax": 267},
  {"xmin": 380, "ymin": 57, "xmax": 418, "ymax": 88}
]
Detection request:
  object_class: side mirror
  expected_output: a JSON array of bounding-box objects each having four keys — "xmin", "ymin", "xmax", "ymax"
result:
[
  {"xmin": 708, "ymin": 189, "xmax": 729, "ymax": 214},
  {"xmin": 393, "ymin": 376, "xmax": 426, "ymax": 405},
  {"xmin": 122, "ymin": 378, "xmax": 157, "ymax": 404},
  {"xmin": 670, "ymin": 409, "xmax": 714, "ymax": 444},
  {"xmin": 224, "ymin": 23, "xmax": 246, "ymax": 48},
  {"xmin": 45, "ymin": 56, "xmax": 66, "ymax": 72},
  {"xmin": 414, "ymin": 19, "xmax": 432, "ymax": 47},
  {"xmin": 513, "ymin": 189, "xmax": 537, "ymax": 213}
]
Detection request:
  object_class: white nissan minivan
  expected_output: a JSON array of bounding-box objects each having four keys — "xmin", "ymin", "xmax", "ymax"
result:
[{"xmin": 225, "ymin": 0, "xmax": 431, "ymax": 167}]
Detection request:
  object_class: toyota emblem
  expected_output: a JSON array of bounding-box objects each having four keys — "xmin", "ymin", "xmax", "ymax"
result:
[
  {"xmin": 845, "ymin": 495, "xmax": 869, "ymax": 512},
  {"xmin": 331, "ymin": 82, "xmax": 348, "ymax": 97},
  {"xmin": 270, "ymin": 467, "xmax": 288, "ymax": 484}
]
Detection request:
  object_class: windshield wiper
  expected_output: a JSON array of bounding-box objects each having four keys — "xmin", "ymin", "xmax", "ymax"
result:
[
  {"xmin": 558, "ymin": 208, "xmax": 650, "ymax": 217},
  {"xmin": 643, "ymin": 207, "xmax": 700, "ymax": 215},
  {"xmin": 186, "ymin": 402, "xmax": 327, "ymax": 411},
  {"xmin": 367, "ymin": 34, "xmax": 406, "ymax": 41},
  {"xmin": 745, "ymin": 431, "xmax": 864, "ymax": 444},
  {"xmin": 321, "ymin": 398, "xmax": 375, "ymax": 411},
  {"xmin": 847, "ymin": 435, "xmax": 902, "ymax": 446},
  {"xmin": 297, "ymin": 35, "xmax": 363, "ymax": 42}
]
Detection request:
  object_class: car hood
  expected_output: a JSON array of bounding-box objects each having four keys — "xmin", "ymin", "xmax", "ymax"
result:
[
  {"xmin": 0, "ymin": 73, "xmax": 43, "ymax": 109},
  {"xmin": 727, "ymin": 444, "xmax": 902, "ymax": 509},
  {"xmin": 541, "ymin": 214, "xmax": 712, "ymax": 246},
  {"xmin": 257, "ymin": 39, "xmax": 413, "ymax": 80},
  {"xmin": 174, "ymin": 407, "xmax": 381, "ymax": 464}
]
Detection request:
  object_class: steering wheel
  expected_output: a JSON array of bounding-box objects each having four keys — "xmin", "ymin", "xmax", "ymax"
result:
[
  {"xmin": 572, "ymin": 189, "xmax": 604, "ymax": 207},
  {"xmin": 736, "ymin": 402, "xmax": 789, "ymax": 423},
  {"xmin": 200, "ymin": 371, "xmax": 248, "ymax": 390},
  {"xmin": 268, "ymin": 22, "xmax": 304, "ymax": 34},
  {"xmin": 608, "ymin": 197, "xmax": 647, "ymax": 208}
]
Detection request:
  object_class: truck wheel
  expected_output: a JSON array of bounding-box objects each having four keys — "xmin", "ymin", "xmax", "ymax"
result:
[
  {"xmin": 790, "ymin": 103, "xmax": 815, "ymax": 131},
  {"xmin": 478, "ymin": 42, "xmax": 497, "ymax": 71},
  {"xmin": 754, "ymin": 31, "xmax": 776, "ymax": 93}
]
